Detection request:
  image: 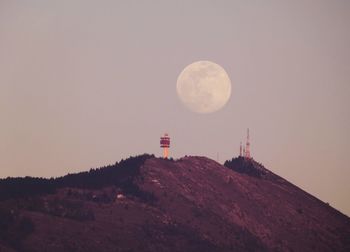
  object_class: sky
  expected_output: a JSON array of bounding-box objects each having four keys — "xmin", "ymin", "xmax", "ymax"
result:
[{"xmin": 0, "ymin": 1, "xmax": 349, "ymax": 215}]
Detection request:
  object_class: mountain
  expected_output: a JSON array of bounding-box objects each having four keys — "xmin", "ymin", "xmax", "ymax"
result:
[{"xmin": 0, "ymin": 155, "xmax": 349, "ymax": 252}]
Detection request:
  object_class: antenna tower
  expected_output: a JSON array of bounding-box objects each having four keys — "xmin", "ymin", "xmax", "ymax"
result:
[
  {"xmin": 245, "ymin": 128, "xmax": 251, "ymax": 159},
  {"xmin": 239, "ymin": 142, "xmax": 242, "ymax": 157}
]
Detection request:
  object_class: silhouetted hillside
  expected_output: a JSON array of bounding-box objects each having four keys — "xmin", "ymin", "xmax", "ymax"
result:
[
  {"xmin": 0, "ymin": 177, "xmax": 56, "ymax": 201},
  {"xmin": 0, "ymin": 154, "xmax": 154, "ymax": 202},
  {"xmin": 56, "ymin": 154, "xmax": 154, "ymax": 189},
  {"xmin": 0, "ymin": 155, "xmax": 349, "ymax": 251},
  {"xmin": 224, "ymin": 157, "xmax": 268, "ymax": 178}
]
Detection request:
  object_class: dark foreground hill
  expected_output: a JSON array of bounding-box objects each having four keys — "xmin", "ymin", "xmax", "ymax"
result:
[{"xmin": 0, "ymin": 155, "xmax": 349, "ymax": 251}]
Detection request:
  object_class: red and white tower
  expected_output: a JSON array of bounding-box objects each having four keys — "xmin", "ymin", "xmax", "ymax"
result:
[
  {"xmin": 160, "ymin": 133, "xmax": 170, "ymax": 159},
  {"xmin": 245, "ymin": 128, "xmax": 251, "ymax": 159}
]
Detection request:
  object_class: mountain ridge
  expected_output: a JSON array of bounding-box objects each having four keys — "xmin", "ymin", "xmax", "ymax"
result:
[{"xmin": 0, "ymin": 155, "xmax": 349, "ymax": 251}]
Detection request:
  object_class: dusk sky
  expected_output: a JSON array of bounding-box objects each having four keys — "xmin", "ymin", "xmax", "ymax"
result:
[{"xmin": 1, "ymin": 1, "xmax": 349, "ymax": 215}]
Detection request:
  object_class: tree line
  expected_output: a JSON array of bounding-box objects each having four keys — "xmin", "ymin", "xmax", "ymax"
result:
[{"xmin": 0, "ymin": 154, "xmax": 154, "ymax": 201}]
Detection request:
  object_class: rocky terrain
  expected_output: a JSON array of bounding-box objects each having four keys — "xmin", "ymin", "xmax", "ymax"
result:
[{"xmin": 0, "ymin": 154, "xmax": 349, "ymax": 251}]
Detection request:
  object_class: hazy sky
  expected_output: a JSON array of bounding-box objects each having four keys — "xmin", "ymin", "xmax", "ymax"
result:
[{"xmin": 1, "ymin": 1, "xmax": 349, "ymax": 215}]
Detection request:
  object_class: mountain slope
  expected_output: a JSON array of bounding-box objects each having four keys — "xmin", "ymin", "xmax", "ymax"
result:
[{"xmin": 0, "ymin": 155, "xmax": 349, "ymax": 251}]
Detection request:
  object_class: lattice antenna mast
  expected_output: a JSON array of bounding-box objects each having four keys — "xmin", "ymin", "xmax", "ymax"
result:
[
  {"xmin": 239, "ymin": 142, "xmax": 242, "ymax": 157},
  {"xmin": 245, "ymin": 128, "xmax": 251, "ymax": 159}
]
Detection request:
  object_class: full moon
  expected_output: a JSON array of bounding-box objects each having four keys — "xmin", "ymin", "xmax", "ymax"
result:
[{"xmin": 176, "ymin": 61, "xmax": 231, "ymax": 114}]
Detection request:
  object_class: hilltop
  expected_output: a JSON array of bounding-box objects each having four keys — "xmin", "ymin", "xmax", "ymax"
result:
[{"xmin": 0, "ymin": 155, "xmax": 349, "ymax": 251}]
